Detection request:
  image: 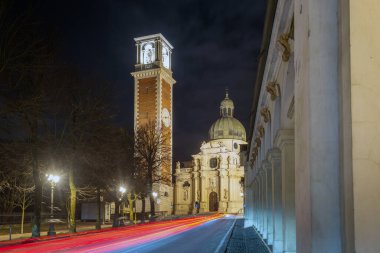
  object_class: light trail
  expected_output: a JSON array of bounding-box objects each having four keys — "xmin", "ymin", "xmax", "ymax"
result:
[{"xmin": 0, "ymin": 213, "xmax": 224, "ymax": 253}]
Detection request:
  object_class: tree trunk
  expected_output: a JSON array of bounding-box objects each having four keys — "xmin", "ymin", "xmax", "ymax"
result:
[
  {"xmin": 21, "ymin": 192, "xmax": 25, "ymax": 234},
  {"xmin": 113, "ymin": 201, "xmax": 120, "ymax": 227},
  {"xmin": 141, "ymin": 197, "xmax": 145, "ymax": 224},
  {"xmin": 96, "ymin": 187, "xmax": 101, "ymax": 230},
  {"xmin": 31, "ymin": 129, "xmax": 41, "ymax": 238},
  {"xmin": 149, "ymin": 195, "xmax": 155, "ymax": 221},
  {"xmin": 69, "ymin": 168, "xmax": 77, "ymax": 233},
  {"xmin": 128, "ymin": 194, "xmax": 133, "ymax": 222}
]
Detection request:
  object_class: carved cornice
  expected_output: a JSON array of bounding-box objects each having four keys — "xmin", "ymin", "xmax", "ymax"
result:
[
  {"xmin": 260, "ymin": 107, "xmax": 271, "ymax": 123},
  {"xmin": 278, "ymin": 33, "xmax": 291, "ymax": 62},
  {"xmin": 266, "ymin": 82, "xmax": 280, "ymax": 101},
  {"xmin": 131, "ymin": 68, "xmax": 176, "ymax": 85}
]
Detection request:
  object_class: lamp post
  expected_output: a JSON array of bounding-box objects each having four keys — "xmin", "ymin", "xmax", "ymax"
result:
[
  {"xmin": 119, "ymin": 186, "xmax": 126, "ymax": 225},
  {"xmin": 46, "ymin": 174, "xmax": 60, "ymax": 236}
]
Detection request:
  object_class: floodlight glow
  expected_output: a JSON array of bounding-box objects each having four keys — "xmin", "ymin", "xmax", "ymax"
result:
[
  {"xmin": 46, "ymin": 174, "xmax": 60, "ymax": 184},
  {"xmin": 240, "ymin": 192, "xmax": 244, "ymax": 197},
  {"xmin": 152, "ymin": 192, "xmax": 158, "ymax": 198},
  {"xmin": 119, "ymin": 186, "xmax": 126, "ymax": 194}
]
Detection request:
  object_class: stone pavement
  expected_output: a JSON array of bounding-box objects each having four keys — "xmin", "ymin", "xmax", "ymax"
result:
[{"xmin": 225, "ymin": 218, "xmax": 271, "ymax": 253}]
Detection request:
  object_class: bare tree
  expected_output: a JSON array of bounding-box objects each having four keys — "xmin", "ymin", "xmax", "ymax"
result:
[
  {"xmin": 134, "ymin": 121, "xmax": 171, "ymax": 220},
  {"xmin": 13, "ymin": 171, "xmax": 34, "ymax": 234},
  {"xmin": 0, "ymin": 1, "xmax": 56, "ymax": 237},
  {"xmin": 0, "ymin": 141, "xmax": 34, "ymax": 233}
]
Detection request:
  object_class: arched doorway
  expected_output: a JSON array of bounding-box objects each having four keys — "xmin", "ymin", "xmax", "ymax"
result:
[{"xmin": 209, "ymin": 192, "xmax": 218, "ymax": 211}]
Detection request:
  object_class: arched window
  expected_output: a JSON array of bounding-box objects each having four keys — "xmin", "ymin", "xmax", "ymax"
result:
[{"xmin": 228, "ymin": 108, "xmax": 231, "ymax": 116}]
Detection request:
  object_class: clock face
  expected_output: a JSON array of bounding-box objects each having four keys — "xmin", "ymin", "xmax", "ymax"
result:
[
  {"xmin": 162, "ymin": 107, "xmax": 171, "ymax": 127},
  {"xmin": 162, "ymin": 46, "xmax": 169, "ymax": 68},
  {"xmin": 141, "ymin": 41, "xmax": 155, "ymax": 64}
]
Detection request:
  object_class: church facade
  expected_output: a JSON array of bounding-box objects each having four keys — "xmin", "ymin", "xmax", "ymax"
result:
[{"xmin": 174, "ymin": 91, "xmax": 246, "ymax": 214}]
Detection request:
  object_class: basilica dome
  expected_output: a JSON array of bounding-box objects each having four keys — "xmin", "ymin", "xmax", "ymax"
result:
[{"xmin": 208, "ymin": 90, "xmax": 246, "ymax": 141}]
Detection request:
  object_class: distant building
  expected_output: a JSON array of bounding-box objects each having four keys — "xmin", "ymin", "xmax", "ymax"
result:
[{"xmin": 174, "ymin": 91, "xmax": 246, "ymax": 214}]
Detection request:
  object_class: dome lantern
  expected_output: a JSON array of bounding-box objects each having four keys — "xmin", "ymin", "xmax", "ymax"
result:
[
  {"xmin": 220, "ymin": 88, "xmax": 235, "ymax": 117},
  {"xmin": 209, "ymin": 90, "xmax": 246, "ymax": 141}
]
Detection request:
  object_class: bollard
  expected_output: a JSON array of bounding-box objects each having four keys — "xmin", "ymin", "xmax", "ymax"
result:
[{"xmin": 9, "ymin": 224, "xmax": 12, "ymax": 240}]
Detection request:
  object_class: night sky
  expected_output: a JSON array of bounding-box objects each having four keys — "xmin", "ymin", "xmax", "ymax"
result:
[{"xmin": 36, "ymin": 0, "xmax": 266, "ymax": 162}]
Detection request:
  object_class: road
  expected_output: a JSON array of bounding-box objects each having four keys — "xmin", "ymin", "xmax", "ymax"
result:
[{"xmin": 0, "ymin": 214, "xmax": 236, "ymax": 253}]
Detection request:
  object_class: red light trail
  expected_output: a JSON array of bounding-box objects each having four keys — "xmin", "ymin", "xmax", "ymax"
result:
[{"xmin": 0, "ymin": 213, "xmax": 223, "ymax": 253}]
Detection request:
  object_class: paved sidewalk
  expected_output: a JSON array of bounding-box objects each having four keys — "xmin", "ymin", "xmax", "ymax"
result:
[
  {"xmin": 225, "ymin": 219, "xmax": 270, "ymax": 253},
  {"xmin": 0, "ymin": 223, "xmax": 113, "ymax": 242}
]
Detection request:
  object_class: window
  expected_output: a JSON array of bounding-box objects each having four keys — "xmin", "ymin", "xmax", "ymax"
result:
[
  {"xmin": 228, "ymin": 108, "xmax": 231, "ymax": 116},
  {"xmin": 234, "ymin": 143, "xmax": 238, "ymax": 149},
  {"xmin": 210, "ymin": 158, "xmax": 217, "ymax": 168}
]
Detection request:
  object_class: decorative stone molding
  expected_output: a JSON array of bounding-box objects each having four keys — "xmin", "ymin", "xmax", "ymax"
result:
[
  {"xmin": 266, "ymin": 82, "xmax": 280, "ymax": 100},
  {"xmin": 278, "ymin": 33, "xmax": 291, "ymax": 62},
  {"xmin": 252, "ymin": 146, "xmax": 258, "ymax": 156},
  {"xmin": 260, "ymin": 107, "xmax": 271, "ymax": 123},
  {"xmin": 258, "ymin": 125, "xmax": 265, "ymax": 138},
  {"xmin": 249, "ymin": 158, "xmax": 255, "ymax": 168},
  {"xmin": 254, "ymin": 137, "xmax": 262, "ymax": 148},
  {"xmin": 287, "ymin": 96, "xmax": 294, "ymax": 119}
]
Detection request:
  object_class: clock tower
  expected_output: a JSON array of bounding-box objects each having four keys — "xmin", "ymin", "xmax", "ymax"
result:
[{"xmin": 131, "ymin": 34, "xmax": 175, "ymax": 214}]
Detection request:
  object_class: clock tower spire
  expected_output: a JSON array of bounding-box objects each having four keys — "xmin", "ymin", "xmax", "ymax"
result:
[{"xmin": 131, "ymin": 34, "xmax": 175, "ymax": 214}]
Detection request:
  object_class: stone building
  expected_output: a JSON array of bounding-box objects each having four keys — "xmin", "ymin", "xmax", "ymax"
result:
[
  {"xmin": 174, "ymin": 91, "xmax": 246, "ymax": 214},
  {"xmin": 244, "ymin": 0, "xmax": 380, "ymax": 253}
]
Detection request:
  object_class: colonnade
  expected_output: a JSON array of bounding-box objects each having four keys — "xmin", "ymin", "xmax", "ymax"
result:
[
  {"xmin": 245, "ymin": 0, "xmax": 380, "ymax": 252},
  {"xmin": 247, "ymin": 131, "xmax": 295, "ymax": 253}
]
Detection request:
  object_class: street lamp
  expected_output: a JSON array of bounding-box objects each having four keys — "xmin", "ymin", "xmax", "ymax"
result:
[
  {"xmin": 152, "ymin": 191, "xmax": 158, "ymax": 198},
  {"xmin": 118, "ymin": 186, "xmax": 127, "ymax": 226},
  {"xmin": 46, "ymin": 174, "xmax": 60, "ymax": 236},
  {"xmin": 119, "ymin": 186, "xmax": 126, "ymax": 195}
]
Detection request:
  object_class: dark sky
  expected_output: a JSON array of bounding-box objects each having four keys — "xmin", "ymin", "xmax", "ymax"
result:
[{"xmin": 36, "ymin": 0, "xmax": 266, "ymax": 162}]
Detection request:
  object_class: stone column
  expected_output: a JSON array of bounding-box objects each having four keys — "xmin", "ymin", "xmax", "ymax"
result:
[
  {"xmin": 244, "ymin": 180, "xmax": 254, "ymax": 227},
  {"xmin": 295, "ymin": 0, "xmax": 344, "ymax": 252},
  {"xmin": 275, "ymin": 129, "xmax": 295, "ymax": 253},
  {"xmin": 263, "ymin": 159, "xmax": 273, "ymax": 246},
  {"xmin": 244, "ymin": 166, "xmax": 254, "ymax": 227},
  {"xmin": 253, "ymin": 178, "xmax": 259, "ymax": 228},
  {"xmin": 261, "ymin": 168, "xmax": 268, "ymax": 240},
  {"xmin": 256, "ymin": 172, "xmax": 263, "ymax": 233},
  {"xmin": 192, "ymin": 171, "xmax": 200, "ymax": 214},
  {"xmin": 200, "ymin": 174, "xmax": 206, "ymax": 212},
  {"xmin": 268, "ymin": 148, "xmax": 282, "ymax": 253}
]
